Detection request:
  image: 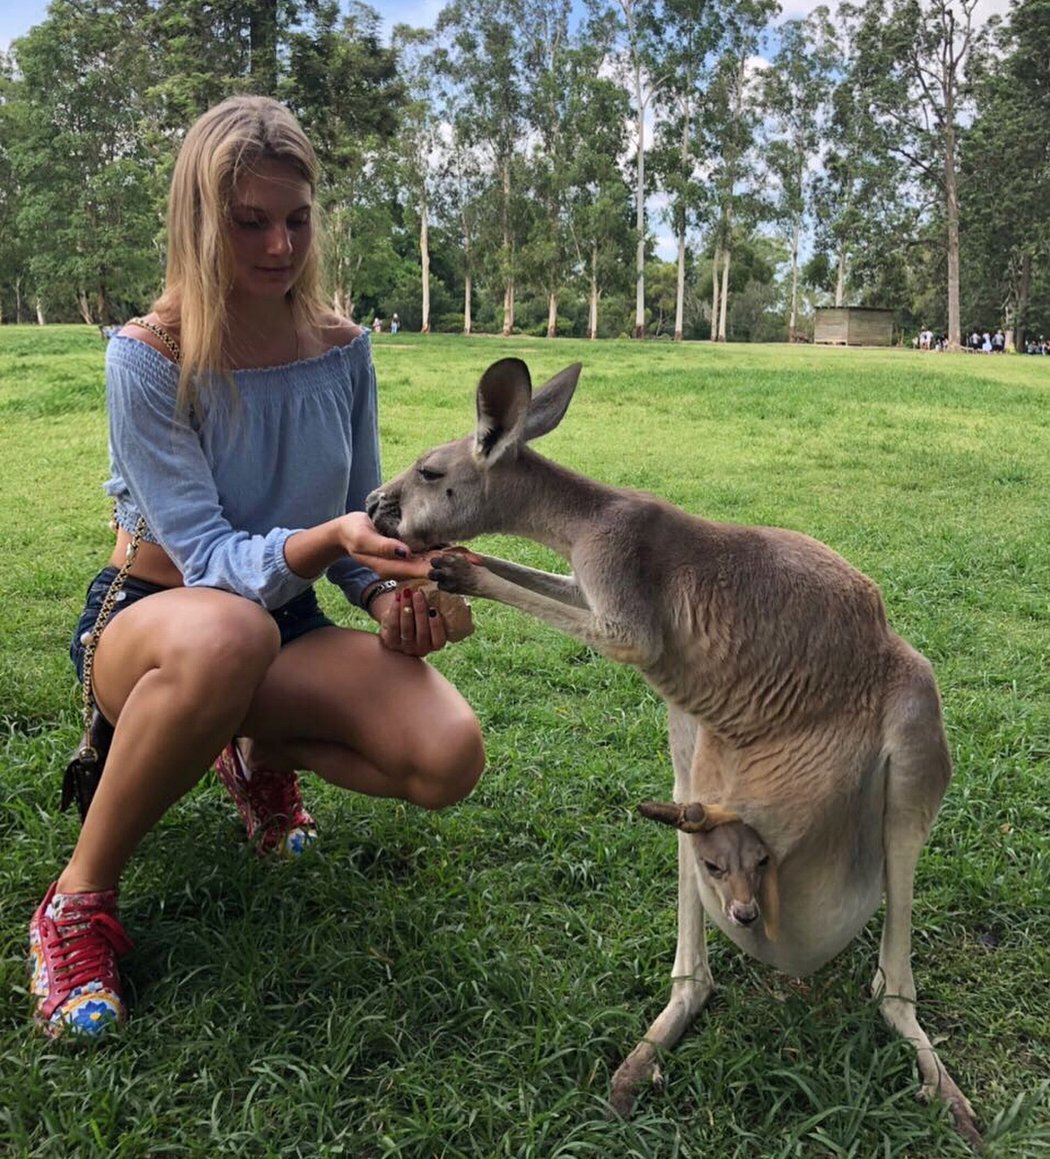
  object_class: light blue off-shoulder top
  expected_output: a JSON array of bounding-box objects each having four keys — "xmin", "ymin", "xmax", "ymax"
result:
[{"xmin": 103, "ymin": 331, "xmax": 382, "ymax": 610}]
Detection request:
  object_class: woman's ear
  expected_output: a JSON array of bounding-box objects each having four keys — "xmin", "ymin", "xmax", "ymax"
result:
[{"xmin": 759, "ymin": 856, "xmax": 780, "ymax": 942}]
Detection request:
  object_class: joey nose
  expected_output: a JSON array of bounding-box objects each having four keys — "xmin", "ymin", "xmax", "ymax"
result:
[
  {"xmin": 728, "ymin": 901, "xmax": 759, "ymax": 926},
  {"xmin": 365, "ymin": 490, "xmax": 382, "ymax": 519}
]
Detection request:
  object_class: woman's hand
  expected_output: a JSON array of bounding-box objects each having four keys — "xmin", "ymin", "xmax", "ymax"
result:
[
  {"xmin": 375, "ymin": 586, "xmax": 448, "ymax": 657},
  {"xmin": 335, "ymin": 512, "xmax": 432, "ymax": 580}
]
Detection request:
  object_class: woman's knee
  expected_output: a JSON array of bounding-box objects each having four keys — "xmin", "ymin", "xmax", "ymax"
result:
[
  {"xmin": 406, "ymin": 711, "xmax": 486, "ymax": 810},
  {"xmin": 164, "ymin": 596, "xmax": 280, "ymax": 693}
]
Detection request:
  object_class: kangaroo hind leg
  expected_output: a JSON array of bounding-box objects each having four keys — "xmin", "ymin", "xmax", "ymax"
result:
[
  {"xmin": 610, "ymin": 706, "xmax": 714, "ymax": 1116},
  {"xmin": 874, "ymin": 676, "xmax": 980, "ymax": 1148}
]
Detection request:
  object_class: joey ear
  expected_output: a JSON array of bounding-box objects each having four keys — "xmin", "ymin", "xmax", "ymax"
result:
[
  {"xmin": 474, "ymin": 358, "xmax": 533, "ymax": 465},
  {"xmin": 524, "ymin": 362, "xmax": 581, "ymax": 442},
  {"xmin": 638, "ymin": 800, "xmax": 740, "ymax": 832}
]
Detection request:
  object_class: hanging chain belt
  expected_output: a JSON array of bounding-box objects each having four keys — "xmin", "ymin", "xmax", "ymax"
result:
[{"xmin": 77, "ymin": 316, "xmax": 181, "ymax": 759}]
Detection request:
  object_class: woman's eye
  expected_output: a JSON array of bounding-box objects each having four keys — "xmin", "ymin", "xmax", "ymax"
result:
[
  {"xmin": 235, "ymin": 219, "xmax": 263, "ymax": 230},
  {"xmin": 418, "ymin": 467, "xmax": 443, "ymax": 482},
  {"xmin": 289, "ymin": 216, "xmax": 310, "ymax": 230}
]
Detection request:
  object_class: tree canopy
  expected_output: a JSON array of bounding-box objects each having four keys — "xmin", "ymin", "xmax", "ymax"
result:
[{"xmin": 0, "ymin": 0, "xmax": 1046, "ymax": 342}]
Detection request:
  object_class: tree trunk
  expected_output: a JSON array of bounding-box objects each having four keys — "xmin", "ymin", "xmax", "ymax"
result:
[
  {"xmin": 943, "ymin": 121, "xmax": 962, "ymax": 351},
  {"xmin": 501, "ymin": 160, "xmax": 514, "ymax": 337},
  {"xmin": 502, "ymin": 280, "xmax": 514, "ymax": 337},
  {"xmin": 463, "ymin": 271, "xmax": 473, "ymax": 336},
  {"xmin": 710, "ymin": 245, "xmax": 721, "ymax": 341},
  {"xmin": 76, "ymin": 290, "xmax": 94, "ymax": 326},
  {"xmin": 674, "ymin": 92, "xmax": 692, "ymax": 344},
  {"xmin": 589, "ymin": 246, "xmax": 600, "ymax": 340},
  {"xmin": 633, "ymin": 58, "xmax": 646, "ymax": 340},
  {"xmin": 835, "ymin": 239, "xmax": 847, "ymax": 307},
  {"xmin": 419, "ymin": 194, "xmax": 431, "ymax": 334},
  {"xmin": 1016, "ymin": 251, "xmax": 1032, "ymax": 354},
  {"xmin": 14, "ymin": 277, "xmax": 23, "ymax": 323},
  {"xmin": 717, "ymin": 245, "xmax": 731, "ymax": 342},
  {"xmin": 546, "ymin": 291, "xmax": 558, "ymax": 338},
  {"xmin": 788, "ymin": 218, "xmax": 800, "ymax": 340},
  {"xmin": 36, "ymin": 297, "xmax": 46, "ymax": 325}
]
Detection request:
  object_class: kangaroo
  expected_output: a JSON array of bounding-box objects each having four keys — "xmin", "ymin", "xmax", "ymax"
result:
[{"xmin": 365, "ymin": 357, "xmax": 980, "ymax": 1148}]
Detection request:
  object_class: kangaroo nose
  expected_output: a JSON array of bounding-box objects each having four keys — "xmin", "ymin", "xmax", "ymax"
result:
[{"xmin": 365, "ymin": 490, "xmax": 383, "ymax": 519}]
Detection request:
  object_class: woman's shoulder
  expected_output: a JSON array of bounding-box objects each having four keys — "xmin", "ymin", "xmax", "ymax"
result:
[
  {"xmin": 119, "ymin": 313, "xmax": 182, "ymax": 364},
  {"xmin": 317, "ymin": 312, "xmax": 365, "ymax": 351}
]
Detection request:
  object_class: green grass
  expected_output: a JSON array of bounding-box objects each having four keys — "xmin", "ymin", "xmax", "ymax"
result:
[{"xmin": 1, "ymin": 326, "xmax": 1048, "ymax": 1157}]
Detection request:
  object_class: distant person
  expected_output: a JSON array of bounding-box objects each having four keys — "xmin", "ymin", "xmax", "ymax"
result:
[
  {"xmin": 992, "ymin": 329, "xmax": 1005, "ymax": 353},
  {"xmin": 982, "ymin": 331, "xmax": 992, "ymax": 353},
  {"xmin": 390, "ymin": 313, "xmax": 400, "ymax": 335},
  {"xmin": 969, "ymin": 330, "xmax": 982, "ymax": 353},
  {"xmin": 28, "ymin": 95, "xmax": 484, "ymax": 1041},
  {"xmin": 372, "ymin": 316, "xmax": 382, "ymax": 334}
]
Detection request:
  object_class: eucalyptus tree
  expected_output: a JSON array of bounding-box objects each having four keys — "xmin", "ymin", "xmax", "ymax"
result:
[
  {"xmin": 648, "ymin": 0, "xmax": 727, "ymax": 341},
  {"xmin": 703, "ymin": 1, "xmax": 774, "ymax": 343},
  {"xmin": 963, "ymin": 0, "xmax": 1050, "ymax": 349},
  {"xmin": 284, "ymin": 1, "xmax": 404, "ymax": 318},
  {"xmin": 436, "ymin": 92, "xmax": 487, "ymax": 335},
  {"xmin": 844, "ymin": 0, "xmax": 980, "ymax": 350},
  {"xmin": 518, "ymin": 0, "xmax": 582, "ymax": 338},
  {"xmin": 760, "ymin": 8, "xmax": 837, "ymax": 340},
  {"xmin": 391, "ymin": 24, "xmax": 446, "ymax": 333},
  {"xmin": 145, "ymin": 0, "xmax": 278, "ymax": 132},
  {"xmin": 586, "ymin": 0, "xmax": 669, "ymax": 339},
  {"xmin": 435, "ymin": 0, "xmax": 530, "ymax": 336},
  {"xmin": 563, "ymin": 43, "xmax": 635, "ymax": 338},
  {"xmin": 0, "ymin": 54, "xmax": 26, "ymax": 322},
  {"xmin": 7, "ymin": 0, "xmax": 159, "ymax": 324}
]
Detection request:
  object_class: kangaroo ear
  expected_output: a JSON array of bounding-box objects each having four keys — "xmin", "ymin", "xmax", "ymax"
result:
[
  {"xmin": 525, "ymin": 363, "xmax": 581, "ymax": 442},
  {"xmin": 474, "ymin": 358, "xmax": 532, "ymax": 465}
]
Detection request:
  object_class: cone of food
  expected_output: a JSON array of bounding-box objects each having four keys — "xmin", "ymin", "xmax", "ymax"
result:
[{"xmin": 402, "ymin": 578, "xmax": 475, "ymax": 642}]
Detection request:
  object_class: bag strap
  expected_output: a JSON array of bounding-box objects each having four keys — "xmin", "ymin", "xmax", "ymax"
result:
[
  {"xmin": 125, "ymin": 315, "xmax": 182, "ymax": 364},
  {"xmin": 77, "ymin": 321, "xmax": 182, "ymax": 756}
]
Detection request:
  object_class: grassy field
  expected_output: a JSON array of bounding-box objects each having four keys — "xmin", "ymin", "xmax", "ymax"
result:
[{"xmin": 0, "ymin": 325, "xmax": 1048, "ymax": 1157}]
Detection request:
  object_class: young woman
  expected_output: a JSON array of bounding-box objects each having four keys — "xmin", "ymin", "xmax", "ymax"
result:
[{"xmin": 29, "ymin": 95, "xmax": 485, "ymax": 1038}]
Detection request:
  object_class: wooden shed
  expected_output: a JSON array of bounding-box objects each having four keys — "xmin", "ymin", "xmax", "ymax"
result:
[{"xmin": 814, "ymin": 307, "xmax": 894, "ymax": 346}]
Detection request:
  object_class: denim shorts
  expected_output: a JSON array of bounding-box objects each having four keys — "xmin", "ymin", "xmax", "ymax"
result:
[{"xmin": 70, "ymin": 567, "xmax": 336, "ymax": 683}]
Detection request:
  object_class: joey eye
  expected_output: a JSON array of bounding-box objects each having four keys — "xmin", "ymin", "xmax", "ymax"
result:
[
  {"xmin": 417, "ymin": 466, "xmax": 443, "ymax": 482},
  {"xmin": 703, "ymin": 861, "xmax": 724, "ymax": 877},
  {"xmin": 757, "ymin": 855, "xmax": 770, "ymax": 868}
]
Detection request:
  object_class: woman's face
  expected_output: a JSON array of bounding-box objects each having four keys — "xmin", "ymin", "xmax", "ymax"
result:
[{"xmin": 226, "ymin": 158, "xmax": 313, "ymax": 301}]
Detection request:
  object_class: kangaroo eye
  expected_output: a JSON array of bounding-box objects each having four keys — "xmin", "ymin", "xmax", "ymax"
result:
[
  {"xmin": 757, "ymin": 855, "xmax": 770, "ymax": 868},
  {"xmin": 703, "ymin": 861, "xmax": 724, "ymax": 877},
  {"xmin": 417, "ymin": 467, "xmax": 443, "ymax": 482}
]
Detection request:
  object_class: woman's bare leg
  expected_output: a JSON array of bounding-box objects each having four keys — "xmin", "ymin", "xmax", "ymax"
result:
[
  {"xmin": 239, "ymin": 626, "xmax": 485, "ymax": 810},
  {"xmin": 57, "ymin": 588, "xmax": 281, "ymax": 895}
]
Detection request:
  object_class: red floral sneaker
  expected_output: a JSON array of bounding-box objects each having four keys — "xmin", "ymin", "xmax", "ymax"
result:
[
  {"xmin": 213, "ymin": 740, "xmax": 318, "ymax": 857},
  {"xmin": 29, "ymin": 882, "xmax": 132, "ymax": 1039}
]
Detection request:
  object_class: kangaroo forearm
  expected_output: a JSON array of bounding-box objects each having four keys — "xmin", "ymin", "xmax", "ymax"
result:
[{"xmin": 473, "ymin": 554, "xmax": 587, "ymax": 607}]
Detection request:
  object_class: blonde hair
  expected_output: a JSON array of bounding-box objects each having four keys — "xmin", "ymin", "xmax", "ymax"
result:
[{"xmin": 153, "ymin": 95, "xmax": 327, "ymax": 409}]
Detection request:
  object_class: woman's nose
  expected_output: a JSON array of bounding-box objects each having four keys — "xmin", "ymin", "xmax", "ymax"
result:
[{"xmin": 265, "ymin": 224, "xmax": 292, "ymax": 255}]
